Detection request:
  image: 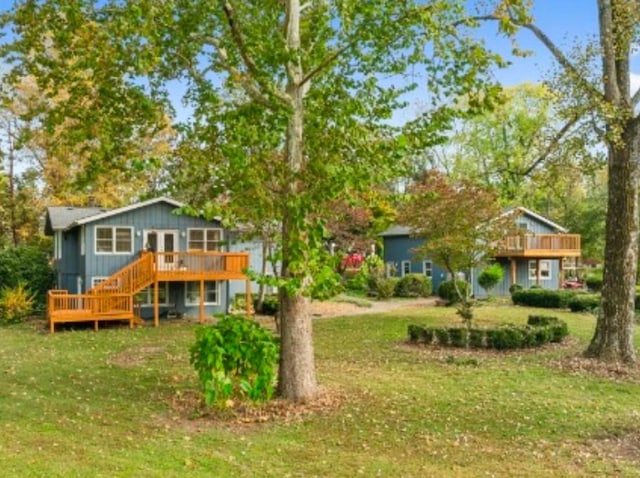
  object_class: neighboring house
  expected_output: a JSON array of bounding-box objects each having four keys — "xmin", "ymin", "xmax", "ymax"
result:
[
  {"xmin": 380, "ymin": 207, "xmax": 581, "ymax": 297},
  {"xmin": 44, "ymin": 197, "xmax": 253, "ymax": 332}
]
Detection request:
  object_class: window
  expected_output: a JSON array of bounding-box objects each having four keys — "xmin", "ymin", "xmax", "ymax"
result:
[
  {"xmin": 528, "ymin": 260, "xmax": 551, "ymax": 280},
  {"xmin": 185, "ymin": 281, "xmax": 220, "ymax": 305},
  {"xmin": 517, "ymin": 221, "xmax": 529, "ymax": 231},
  {"xmin": 401, "ymin": 260, "xmax": 411, "ymax": 276},
  {"xmin": 423, "ymin": 260, "xmax": 433, "ymax": 278},
  {"xmin": 91, "ymin": 276, "xmax": 121, "ymax": 290},
  {"xmin": 95, "ymin": 226, "xmax": 133, "ymax": 254},
  {"xmin": 134, "ymin": 283, "xmax": 170, "ymax": 306},
  {"xmin": 188, "ymin": 228, "xmax": 223, "ymax": 251}
]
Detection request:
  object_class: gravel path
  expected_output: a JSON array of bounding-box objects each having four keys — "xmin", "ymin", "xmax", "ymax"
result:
[{"xmin": 307, "ymin": 296, "xmax": 437, "ymax": 319}]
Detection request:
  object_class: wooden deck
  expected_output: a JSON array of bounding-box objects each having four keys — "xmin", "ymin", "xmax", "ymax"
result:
[
  {"xmin": 494, "ymin": 234, "xmax": 581, "ymax": 258},
  {"xmin": 48, "ymin": 251, "xmax": 251, "ymax": 333}
]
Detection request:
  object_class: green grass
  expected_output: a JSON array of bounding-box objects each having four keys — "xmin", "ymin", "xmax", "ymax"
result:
[{"xmin": 1, "ymin": 306, "xmax": 640, "ymax": 477}]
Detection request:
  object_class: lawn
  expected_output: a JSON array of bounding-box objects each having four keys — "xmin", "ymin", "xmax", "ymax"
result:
[{"xmin": 1, "ymin": 304, "xmax": 640, "ymax": 477}]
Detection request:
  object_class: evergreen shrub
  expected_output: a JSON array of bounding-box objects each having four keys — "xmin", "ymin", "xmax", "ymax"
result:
[
  {"xmin": 394, "ymin": 273, "xmax": 432, "ymax": 297},
  {"xmin": 438, "ymin": 280, "xmax": 470, "ymax": 304}
]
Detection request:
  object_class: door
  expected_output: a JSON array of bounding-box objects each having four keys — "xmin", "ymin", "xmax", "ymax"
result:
[{"xmin": 145, "ymin": 230, "xmax": 179, "ymax": 270}]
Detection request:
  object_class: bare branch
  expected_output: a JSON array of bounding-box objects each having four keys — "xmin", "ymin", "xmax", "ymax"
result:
[{"xmin": 521, "ymin": 113, "xmax": 582, "ymax": 176}]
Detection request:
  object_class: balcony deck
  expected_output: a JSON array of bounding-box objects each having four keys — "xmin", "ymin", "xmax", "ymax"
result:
[{"xmin": 495, "ymin": 234, "xmax": 581, "ymax": 258}]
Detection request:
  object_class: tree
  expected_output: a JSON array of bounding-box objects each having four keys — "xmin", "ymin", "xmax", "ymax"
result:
[
  {"xmin": 478, "ymin": 1, "xmax": 640, "ymax": 362},
  {"xmin": 3, "ymin": 0, "xmax": 524, "ymax": 401},
  {"xmin": 478, "ymin": 263, "xmax": 504, "ymax": 297},
  {"xmin": 397, "ymin": 170, "xmax": 512, "ymax": 327}
]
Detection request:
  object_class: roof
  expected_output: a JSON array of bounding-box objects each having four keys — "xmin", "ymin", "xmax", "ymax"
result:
[
  {"xmin": 379, "ymin": 206, "xmax": 568, "ymax": 237},
  {"xmin": 505, "ymin": 207, "xmax": 568, "ymax": 233},
  {"xmin": 44, "ymin": 197, "xmax": 185, "ymax": 235}
]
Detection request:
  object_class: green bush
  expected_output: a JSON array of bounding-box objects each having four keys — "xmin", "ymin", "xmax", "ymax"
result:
[
  {"xmin": 438, "ymin": 280, "xmax": 470, "ymax": 304},
  {"xmin": 448, "ymin": 328, "xmax": 468, "ymax": 348},
  {"xmin": 254, "ymin": 294, "xmax": 279, "ymax": 315},
  {"xmin": 434, "ymin": 328, "xmax": 450, "ymax": 346},
  {"xmin": 469, "ymin": 328, "xmax": 485, "ymax": 348},
  {"xmin": 189, "ymin": 316, "xmax": 279, "ymax": 407},
  {"xmin": 394, "ymin": 274, "xmax": 432, "ymax": 297},
  {"xmin": 487, "ymin": 327, "xmax": 524, "ymax": 350},
  {"xmin": 373, "ymin": 277, "xmax": 398, "ymax": 300},
  {"xmin": 533, "ymin": 326, "xmax": 552, "ymax": 346},
  {"xmin": 421, "ymin": 327, "xmax": 435, "ymax": 345},
  {"xmin": 478, "ymin": 263, "xmax": 504, "ymax": 294},
  {"xmin": 585, "ymin": 271, "xmax": 603, "ymax": 292},
  {"xmin": 408, "ymin": 324, "xmax": 422, "ymax": 342},
  {"xmin": 527, "ymin": 315, "xmax": 560, "ymax": 326},
  {"xmin": 0, "ymin": 245, "xmax": 54, "ymax": 309},
  {"xmin": 549, "ymin": 322, "xmax": 570, "ymax": 342},
  {"xmin": 568, "ymin": 294, "xmax": 600, "ymax": 312},
  {"xmin": 509, "ymin": 283, "xmax": 524, "ymax": 294},
  {"xmin": 511, "ymin": 288, "xmax": 575, "ymax": 308},
  {"xmin": 0, "ymin": 284, "xmax": 35, "ymax": 325}
]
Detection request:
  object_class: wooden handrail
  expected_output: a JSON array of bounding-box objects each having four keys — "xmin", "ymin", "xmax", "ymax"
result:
[
  {"xmin": 499, "ymin": 234, "xmax": 581, "ymax": 252},
  {"xmin": 87, "ymin": 251, "xmax": 155, "ymax": 295}
]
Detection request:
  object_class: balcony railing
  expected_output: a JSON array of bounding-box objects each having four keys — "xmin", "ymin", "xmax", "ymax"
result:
[
  {"xmin": 495, "ymin": 234, "xmax": 581, "ymax": 257},
  {"xmin": 154, "ymin": 251, "xmax": 249, "ymax": 279}
]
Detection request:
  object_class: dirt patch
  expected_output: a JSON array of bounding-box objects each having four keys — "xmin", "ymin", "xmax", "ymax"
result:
[
  {"xmin": 579, "ymin": 428, "xmax": 640, "ymax": 465},
  {"xmin": 161, "ymin": 387, "xmax": 345, "ymax": 431},
  {"xmin": 549, "ymin": 355, "xmax": 640, "ymax": 384},
  {"xmin": 308, "ymin": 297, "xmax": 435, "ymax": 319},
  {"xmin": 107, "ymin": 345, "xmax": 165, "ymax": 367}
]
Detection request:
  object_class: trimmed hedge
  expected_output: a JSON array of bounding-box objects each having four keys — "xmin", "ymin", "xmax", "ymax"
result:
[
  {"xmin": 567, "ymin": 294, "xmax": 600, "ymax": 312},
  {"xmin": 394, "ymin": 274, "xmax": 432, "ymax": 297},
  {"xmin": 511, "ymin": 288, "xmax": 577, "ymax": 308},
  {"xmin": 438, "ymin": 280, "xmax": 470, "ymax": 304},
  {"xmin": 407, "ymin": 315, "xmax": 569, "ymax": 350}
]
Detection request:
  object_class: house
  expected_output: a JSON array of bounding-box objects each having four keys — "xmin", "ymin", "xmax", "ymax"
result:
[
  {"xmin": 44, "ymin": 197, "xmax": 253, "ymax": 332},
  {"xmin": 380, "ymin": 207, "xmax": 581, "ymax": 297}
]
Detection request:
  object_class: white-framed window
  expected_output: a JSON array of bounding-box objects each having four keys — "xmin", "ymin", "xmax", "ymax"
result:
[
  {"xmin": 185, "ymin": 281, "xmax": 220, "ymax": 305},
  {"xmin": 423, "ymin": 260, "xmax": 433, "ymax": 278},
  {"xmin": 134, "ymin": 282, "xmax": 170, "ymax": 306},
  {"xmin": 528, "ymin": 260, "xmax": 551, "ymax": 281},
  {"xmin": 517, "ymin": 221, "xmax": 529, "ymax": 231},
  {"xmin": 401, "ymin": 260, "xmax": 411, "ymax": 276},
  {"xmin": 95, "ymin": 226, "xmax": 133, "ymax": 254},
  {"xmin": 91, "ymin": 276, "xmax": 122, "ymax": 290},
  {"xmin": 187, "ymin": 228, "xmax": 223, "ymax": 251}
]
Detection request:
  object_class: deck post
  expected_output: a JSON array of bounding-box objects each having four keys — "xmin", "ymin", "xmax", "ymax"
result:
[
  {"xmin": 245, "ymin": 279, "xmax": 251, "ymax": 317},
  {"xmin": 154, "ymin": 280, "xmax": 159, "ymax": 327},
  {"xmin": 536, "ymin": 258, "xmax": 541, "ymax": 286},
  {"xmin": 559, "ymin": 257, "xmax": 564, "ymax": 289},
  {"xmin": 510, "ymin": 258, "xmax": 516, "ymax": 286},
  {"xmin": 199, "ymin": 280, "xmax": 205, "ymax": 323}
]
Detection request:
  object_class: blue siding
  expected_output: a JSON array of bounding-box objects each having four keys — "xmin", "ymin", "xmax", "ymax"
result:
[
  {"xmin": 382, "ymin": 235, "xmax": 447, "ymax": 292},
  {"xmin": 228, "ymin": 239, "xmax": 277, "ymax": 299},
  {"xmin": 472, "ymin": 258, "xmax": 562, "ymax": 298}
]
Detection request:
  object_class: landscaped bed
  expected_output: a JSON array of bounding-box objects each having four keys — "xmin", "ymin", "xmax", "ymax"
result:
[{"xmin": 1, "ymin": 304, "xmax": 640, "ymax": 476}]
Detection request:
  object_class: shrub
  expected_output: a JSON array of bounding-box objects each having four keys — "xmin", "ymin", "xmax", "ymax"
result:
[
  {"xmin": 568, "ymin": 294, "xmax": 600, "ymax": 312},
  {"xmin": 438, "ymin": 280, "xmax": 470, "ymax": 304},
  {"xmin": 408, "ymin": 324, "xmax": 422, "ymax": 342},
  {"xmin": 421, "ymin": 327, "xmax": 435, "ymax": 345},
  {"xmin": 533, "ymin": 326, "xmax": 552, "ymax": 346},
  {"xmin": 527, "ymin": 315, "xmax": 560, "ymax": 326},
  {"xmin": 0, "ymin": 245, "xmax": 54, "ymax": 309},
  {"xmin": 511, "ymin": 289, "xmax": 575, "ymax": 308},
  {"xmin": 0, "ymin": 284, "xmax": 35, "ymax": 325},
  {"xmin": 469, "ymin": 328, "xmax": 485, "ymax": 348},
  {"xmin": 434, "ymin": 328, "xmax": 450, "ymax": 346},
  {"xmin": 394, "ymin": 274, "xmax": 432, "ymax": 298},
  {"xmin": 487, "ymin": 327, "xmax": 524, "ymax": 350},
  {"xmin": 189, "ymin": 316, "xmax": 279, "ymax": 407},
  {"xmin": 448, "ymin": 328, "xmax": 468, "ymax": 347},
  {"xmin": 509, "ymin": 283, "xmax": 524, "ymax": 294},
  {"xmin": 373, "ymin": 277, "xmax": 398, "ymax": 300},
  {"xmin": 585, "ymin": 271, "xmax": 603, "ymax": 292},
  {"xmin": 549, "ymin": 322, "xmax": 570, "ymax": 342},
  {"xmin": 478, "ymin": 263, "xmax": 504, "ymax": 294},
  {"xmin": 254, "ymin": 294, "xmax": 279, "ymax": 315}
]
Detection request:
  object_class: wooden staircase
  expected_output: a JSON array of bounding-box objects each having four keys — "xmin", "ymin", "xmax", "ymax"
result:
[{"xmin": 47, "ymin": 251, "xmax": 250, "ymax": 333}]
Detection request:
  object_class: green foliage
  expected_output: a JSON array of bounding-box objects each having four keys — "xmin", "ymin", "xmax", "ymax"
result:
[
  {"xmin": 408, "ymin": 316, "xmax": 569, "ymax": 350},
  {"xmin": 568, "ymin": 294, "xmax": 600, "ymax": 312},
  {"xmin": 478, "ymin": 263, "xmax": 504, "ymax": 294},
  {"xmin": 585, "ymin": 271, "xmax": 603, "ymax": 292},
  {"xmin": 0, "ymin": 245, "xmax": 54, "ymax": 308},
  {"xmin": 509, "ymin": 283, "xmax": 524, "ymax": 294},
  {"xmin": 189, "ymin": 316, "xmax": 279, "ymax": 407},
  {"xmin": 511, "ymin": 288, "xmax": 576, "ymax": 308},
  {"xmin": 254, "ymin": 295, "xmax": 279, "ymax": 316},
  {"xmin": 0, "ymin": 283, "xmax": 35, "ymax": 325},
  {"xmin": 394, "ymin": 273, "xmax": 432, "ymax": 297},
  {"xmin": 372, "ymin": 277, "xmax": 398, "ymax": 300},
  {"xmin": 438, "ymin": 280, "xmax": 470, "ymax": 304}
]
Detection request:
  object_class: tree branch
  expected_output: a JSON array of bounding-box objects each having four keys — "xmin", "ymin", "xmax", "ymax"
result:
[{"xmin": 521, "ymin": 113, "xmax": 581, "ymax": 176}]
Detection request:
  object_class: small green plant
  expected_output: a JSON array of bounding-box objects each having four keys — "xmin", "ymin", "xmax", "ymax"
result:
[
  {"xmin": 585, "ymin": 270, "xmax": 603, "ymax": 292},
  {"xmin": 568, "ymin": 294, "xmax": 600, "ymax": 312},
  {"xmin": 373, "ymin": 277, "xmax": 398, "ymax": 300},
  {"xmin": 478, "ymin": 263, "xmax": 504, "ymax": 296},
  {"xmin": 189, "ymin": 316, "xmax": 279, "ymax": 407},
  {"xmin": 437, "ymin": 280, "xmax": 470, "ymax": 304},
  {"xmin": 0, "ymin": 283, "xmax": 35, "ymax": 325},
  {"xmin": 509, "ymin": 283, "xmax": 524, "ymax": 294},
  {"xmin": 434, "ymin": 328, "xmax": 450, "ymax": 346},
  {"xmin": 469, "ymin": 328, "xmax": 485, "ymax": 348},
  {"xmin": 394, "ymin": 274, "xmax": 432, "ymax": 297},
  {"xmin": 448, "ymin": 327, "xmax": 468, "ymax": 347},
  {"xmin": 511, "ymin": 288, "xmax": 576, "ymax": 308}
]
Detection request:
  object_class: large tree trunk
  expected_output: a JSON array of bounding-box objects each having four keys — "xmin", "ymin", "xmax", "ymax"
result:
[
  {"xmin": 586, "ymin": 117, "xmax": 640, "ymax": 363},
  {"xmin": 276, "ymin": 0, "xmax": 318, "ymax": 402}
]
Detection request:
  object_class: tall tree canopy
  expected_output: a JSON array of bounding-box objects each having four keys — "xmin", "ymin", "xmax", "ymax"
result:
[{"xmin": 2, "ymin": 0, "xmax": 528, "ymax": 401}]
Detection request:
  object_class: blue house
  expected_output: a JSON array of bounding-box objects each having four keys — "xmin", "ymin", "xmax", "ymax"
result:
[
  {"xmin": 380, "ymin": 207, "xmax": 581, "ymax": 297},
  {"xmin": 44, "ymin": 197, "xmax": 253, "ymax": 332}
]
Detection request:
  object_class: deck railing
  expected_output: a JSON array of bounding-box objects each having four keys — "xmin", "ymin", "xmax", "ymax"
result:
[
  {"xmin": 48, "ymin": 291, "xmax": 133, "ymax": 316},
  {"xmin": 154, "ymin": 251, "xmax": 249, "ymax": 277},
  {"xmin": 496, "ymin": 234, "xmax": 581, "ymax": 256},
  {"xmin": 88, "ymin": 251, "xmax": 155, "ymax": 295}
]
